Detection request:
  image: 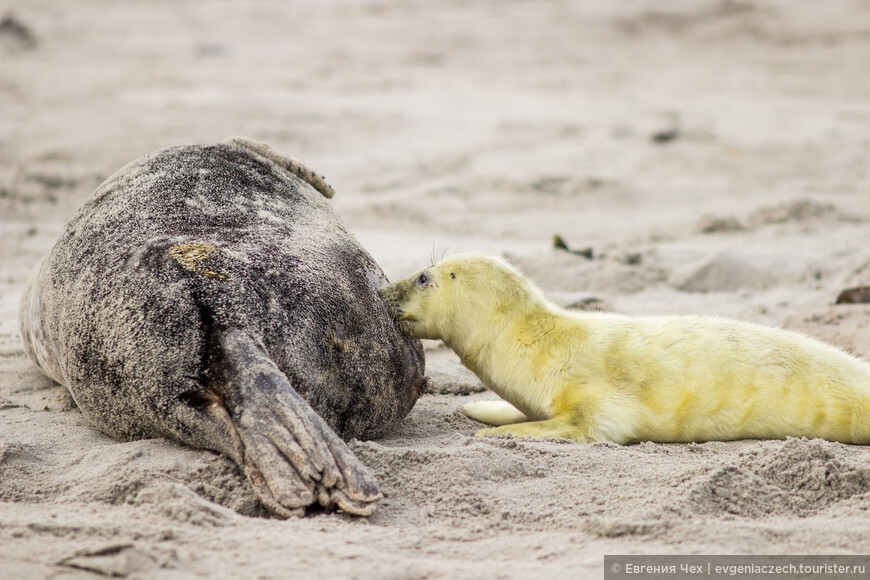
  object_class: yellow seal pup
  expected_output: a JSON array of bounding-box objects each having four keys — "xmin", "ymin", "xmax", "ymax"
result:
[{"xmin": 379, "ymin": 253, "xmax": 870, "ymax": 444}]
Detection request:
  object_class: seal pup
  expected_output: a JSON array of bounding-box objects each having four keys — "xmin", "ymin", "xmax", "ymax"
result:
[
  {"xmin": 20, "ymin": 138, "xmax": 426, "ymax": 517},
  {"xmin": 380, "ymin": 253, "xmax": 870, "ymax": 444}
]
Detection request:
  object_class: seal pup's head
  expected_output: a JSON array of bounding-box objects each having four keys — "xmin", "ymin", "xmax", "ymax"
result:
[{"xmin": 379, "ymin": 253, "xmax": 546, "ymax": 344}]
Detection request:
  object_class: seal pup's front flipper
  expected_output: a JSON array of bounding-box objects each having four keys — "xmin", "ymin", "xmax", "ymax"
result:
[
  {"xmin": 181, "ymin": 326, "xmax": 382, "ymax": 517},
  {"xmin": 462, "ymin": 400, "xmax": 529, "ymax": 426}
]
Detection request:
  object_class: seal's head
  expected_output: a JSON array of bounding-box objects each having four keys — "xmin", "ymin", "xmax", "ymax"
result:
[{"xmin": 379, "ymin": 253, "xmax": 545, "ymax": 344}]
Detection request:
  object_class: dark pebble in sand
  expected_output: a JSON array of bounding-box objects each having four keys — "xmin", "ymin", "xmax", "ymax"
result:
[{"xmin": 836, "ymin": 286, "xmax": 870, "ymax": 304}]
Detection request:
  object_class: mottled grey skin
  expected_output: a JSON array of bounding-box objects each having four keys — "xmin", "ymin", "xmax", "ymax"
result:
[{"xmin": 19, "ymin": 138, "xmax": 426, "ymax": 517}]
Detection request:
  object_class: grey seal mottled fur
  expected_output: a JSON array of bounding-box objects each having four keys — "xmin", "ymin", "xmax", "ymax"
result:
[{"xmin": 19, "ymin": 138, "xmax": 427, "ymax": 517}]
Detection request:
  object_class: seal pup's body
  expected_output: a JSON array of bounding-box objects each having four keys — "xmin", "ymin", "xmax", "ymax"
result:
[
  {"xmin": 20, "ymin": 139, "xmax": 426, "ymax": 517},
  {"xmin": 380, "ymin": 254, "xmax": 870, "ymax": 444}
]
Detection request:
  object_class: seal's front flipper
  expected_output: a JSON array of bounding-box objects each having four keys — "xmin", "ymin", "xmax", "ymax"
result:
[
  {"xmin": 202, "ymin": 327, "xmax": 381, "ymax": 517},
  {"xmin": 475, "ymin": 418, "xmax": 597, "ymax": 443},
  {"xmin": 462, "ymin": 400, "xmax": 529, "ymax": 426},
  {"xmin": 222, "ymin": 137, "xmax": 335, "ymax": 199}
]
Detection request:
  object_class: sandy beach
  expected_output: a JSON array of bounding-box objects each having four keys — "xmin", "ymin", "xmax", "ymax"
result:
[{"xmin": 2, "ymin": 0, "xmax": 870, "ymax": 577}]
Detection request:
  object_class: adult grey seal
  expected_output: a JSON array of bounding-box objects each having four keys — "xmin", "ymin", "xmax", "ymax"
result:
[{"xmin": 19, "ymin": 138, "xmax": 427, "ymax": 517}]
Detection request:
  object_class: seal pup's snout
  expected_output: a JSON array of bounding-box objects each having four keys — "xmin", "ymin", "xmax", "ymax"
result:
[
  {"xmin": 379, "ymin": 283, "xmax": 417, "ymax": 337},
  {"xmin": 378, "ymin": 284, "xmax": 404, "ymax": 320}
]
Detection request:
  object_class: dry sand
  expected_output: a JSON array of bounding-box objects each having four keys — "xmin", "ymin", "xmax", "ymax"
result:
[{"xmin": 3, "ymin": 0, "xmax": 870, "ymax": 577}]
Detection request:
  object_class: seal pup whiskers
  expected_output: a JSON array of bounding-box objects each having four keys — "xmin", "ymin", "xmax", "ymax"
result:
[{"xmin": 380, "ymin": 253, "xmax": 870, "ymax": 444}]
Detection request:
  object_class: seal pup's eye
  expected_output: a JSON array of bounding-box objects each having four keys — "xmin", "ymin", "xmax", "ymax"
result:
[
  {"xmin": 417, "ymin": 272, "xmax": 430, "ymax": 287},
  {"xmin": 450, "ymin": 273, "xmax": 455, "ymax": 279}
]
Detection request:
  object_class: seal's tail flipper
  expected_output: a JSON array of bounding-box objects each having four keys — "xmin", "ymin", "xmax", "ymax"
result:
[
  {"xmin": 204, "ymin": 326, "xmax": 381, "ymax": 517},
  {"xmin": 222, "ymin": 137, "xmax": 336, "ymax": 199}
]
